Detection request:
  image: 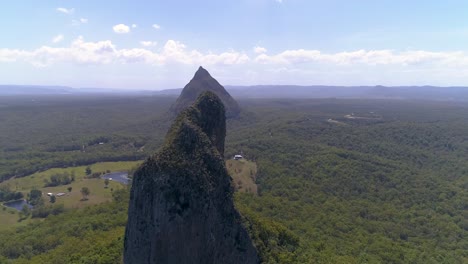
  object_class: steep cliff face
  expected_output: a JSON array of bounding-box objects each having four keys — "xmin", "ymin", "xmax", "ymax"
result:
[
  {"xmin": 124, "ymin": 91, "xmax": 259, "ymax": 264},
  {"xmin": 170, "ymin": 66, "xmax": 241, "ymax": 118}
]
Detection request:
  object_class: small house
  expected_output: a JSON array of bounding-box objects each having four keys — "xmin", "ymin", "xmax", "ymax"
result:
[{"xmin": 234, "ymin": 155, "xmax": 243, "ymax": 160}]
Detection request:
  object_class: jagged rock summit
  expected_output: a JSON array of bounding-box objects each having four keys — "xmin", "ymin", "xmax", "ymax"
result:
[
  {"xmin": 124, "ymin": 91, "xmax": 259, "ymax": 264},
  {"xmin": 170, "ymin": 66, "xmax": 241, "ymax": 118}
]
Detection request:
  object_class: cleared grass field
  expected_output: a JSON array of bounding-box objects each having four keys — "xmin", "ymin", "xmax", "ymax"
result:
[
  {"xmin": 0, "ymin": 207, "xmax": 25, "ymax": 231},
  {"xmin": 0, "ymin": 161, "xmax": 142, "ymax": 192},
  {"xmin": 0, "ymin": 161, "xmax": 143, "ymax": 230},
  {"xmin": 41, "ymin": 178, "xmax": 124, "ymax": 209},
  {"xmin": 226, "ymin": 159, "xmax": 258, "ymax": 194}
]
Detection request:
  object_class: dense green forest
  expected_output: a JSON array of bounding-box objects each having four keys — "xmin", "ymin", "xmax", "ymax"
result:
[
  {"xmin": 227, "ymin": 99, "xmax": 468, "ymax": 263},
  {"xmin": 0, "ymin": 95, "xmax": 467, "ymax": 263},
  {"xmin": 0, "ymin": 95, "xmax": 172, "ymax": 181}
]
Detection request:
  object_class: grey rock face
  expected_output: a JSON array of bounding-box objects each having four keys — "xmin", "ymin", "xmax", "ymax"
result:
[
  {"xmin": 124, "ymin": 91, "xmax": 258, "ymax": 264},
  {"xmin": 170, "ymin": 66, "xmax": 241, "ymax": 118}
]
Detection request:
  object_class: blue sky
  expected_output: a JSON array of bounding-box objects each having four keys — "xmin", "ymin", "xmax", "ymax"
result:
[{"xmin": 1, "ymin": 0, "xmax": 468, "ymax": 89}]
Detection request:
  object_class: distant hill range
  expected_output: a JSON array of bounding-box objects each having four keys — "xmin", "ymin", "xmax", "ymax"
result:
[
  {"xmin": 226, "ymin": 85, "xmax": 468, "ymax": 101},
  {"xmin": 2, "ymin": 84, "xmax": 468, "ymax": 101},
  {"xmin": 152, "ymin": 85, "xmax": 468, "ymax": 101},
  {"xmin": 0, "ymin": 85, "xmax": 74, "ymax": 95},
  {"xmin": 0, "ymin": 85, "xmax": 150, "ymax": 95},
  {"xmin": 170, "ymin": 66, "xmax": 241, "ymax": 117}
]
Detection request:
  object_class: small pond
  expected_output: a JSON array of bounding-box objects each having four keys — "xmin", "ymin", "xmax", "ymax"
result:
[
  {"xmin": 101, "ymin": 171, "xmax": 130, "ymax": 185},
  {"xmin": 3, "ymin": 199, "xmax": 33, "ymax": 211}
]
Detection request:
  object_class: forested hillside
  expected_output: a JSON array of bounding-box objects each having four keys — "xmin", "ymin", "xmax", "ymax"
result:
[
  {"xmin": 0, "ymin": 96, "xmax": 467, "ymax": 263},
  {"xmin": 228, "ymin": 99, "xmax": 468, "ymax": 263},
  {"xmin": 0, "ymin": 95, "xmax": 172, "ymax": 181}
]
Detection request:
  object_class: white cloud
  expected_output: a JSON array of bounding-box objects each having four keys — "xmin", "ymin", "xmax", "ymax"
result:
[
  {"xmin": 3, "ymin": 38, "xmax": 468, "ymax": 77},
  {"xmin": 113, "ymin": 24, "xmax": 130, "ymax": 34},
  {"xmin": 5, "ymin": 37, "xmax": 468, "ymax": 87},
  {"xmin": 132, "ymin": 24, "xmax": 137, "ymax": 28},
  {"xmin": 152, "ymin": 24, "xmax": 161, "ymax": 30},
  {"xmin": 254, "ymin": 46, "xmax": 267, "ymax": 54},
  {"xmin": 254, "ymin": 49, "xmax": 468, "ymax": 66},
  {"xmin": 156, "ymin": 40, "xmax": 248, "ymax": 65},
  {"xmin": 276, "ymin": 0, "xmax": 283, "ymax": 3},
  {"xmin": 140, "ymin": 41, "xmax": 157, "ymax": 47},
  {"xmin": 23, "ymin": 37, "xmax": 119, "ymax": 66},
  {"xmin": 56, "ymin": 7, "xmax": 74, "ymax": 14},
  {"xmin": 52, "ymin": 35, "xmax": 64, "ymax": 44},
  {"xmin": 72, "ymin": 18, "xmax": 88, "ymax": 26},
  {"xmin": 0, "ymin": 49, "xmax": 30, "ymax": 63},
  {"xmin": 0, "ymin": 38, "xmax": 249, "ymax": 67}
]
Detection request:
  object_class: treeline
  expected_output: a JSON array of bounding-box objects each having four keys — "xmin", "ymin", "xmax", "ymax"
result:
[
  {"xmin": 0, "ymin": 185, "xmax": 23, "ymax": 202},
  {"xmin": 31, "ymin": 204, "xmax": 65, "ymax": 219},
  {"xmin": 0, "ymin": 153, "xmax": 146, "ymax": 182},
  {"xmin": 44, "ymin": 172, "xmax": 75, "ymax": 187}
]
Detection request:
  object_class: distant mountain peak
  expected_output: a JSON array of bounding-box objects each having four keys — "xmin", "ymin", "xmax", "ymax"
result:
[
  {"xmin": 192, "ymin": 66, "xmax": 211, "ymax": 80},
  {"xmin": 170, "ymin": 66, "xmax": 241, "ymax": 118}
]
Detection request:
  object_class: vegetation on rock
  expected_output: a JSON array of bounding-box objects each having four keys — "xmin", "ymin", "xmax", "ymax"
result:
[{"xmin": 124, "ymin": 91, "xmax": 258, "ymax": 263}]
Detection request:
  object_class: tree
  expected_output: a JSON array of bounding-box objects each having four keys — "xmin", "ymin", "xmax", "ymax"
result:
[
  {"xmin": 104, "ymin": 179, "xmax": 110, "ymax": 188},
  {"xmin": 28, "ymin": 189, "xmax": 43, "ymax": 206},
  {"xmin": 0, "ymin": 185, "xmax": 24, "ymax": 202},
  {"xmin": 80, "ymin": 187, "xmax": 90, "ymax": 200},
  {"xmin": 50, "ymin": 195, "xmax": 56, "ymax": 203},
  {"xmin": 90, "ymin": 172, "xmax": 102, "ymax": 178},
  {"xmin": 44, "ymin": 173, "xmax": 72, "ymax": 187},
  {"xmin": 85, "ymin": 166, "xmax": 92, "ymax": 176},
  {"xmin": 20, "ymin": 204, "xmax": 31, "ymax": 218},
  {"xmin": 67, "ymin": 186, "xmax": 72, "ymax": 192}
]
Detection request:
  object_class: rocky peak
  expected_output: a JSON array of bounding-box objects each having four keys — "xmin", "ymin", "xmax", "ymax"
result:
[
  {"xmin": 192, "ymin": 91, "xmax": 226, "ymax": 156},
  {"xmin": 170, "ymin": 66, "xmax": 241, "ymax": 118},
  {"xmin": 192, "ymin": 66, "xmax": 211, "ymax": 80},
  {"xmin": 124, "ymin": 92, "xmax": 259, "ymax": 264}
]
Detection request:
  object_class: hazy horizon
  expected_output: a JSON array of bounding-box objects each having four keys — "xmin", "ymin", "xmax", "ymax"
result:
[{"xmin": 4, "ymin": 83, "xmax": 468, "ymax": 93}]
